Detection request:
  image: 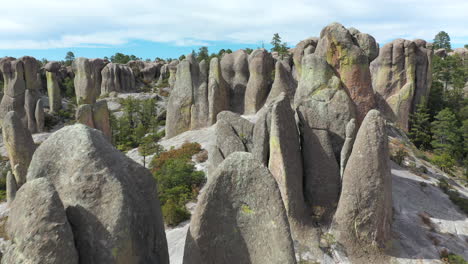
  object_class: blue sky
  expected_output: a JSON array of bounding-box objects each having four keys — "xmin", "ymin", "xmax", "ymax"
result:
[{"xmin": 1, "ymin": 0, "xmax": 467, "ymax": 61}]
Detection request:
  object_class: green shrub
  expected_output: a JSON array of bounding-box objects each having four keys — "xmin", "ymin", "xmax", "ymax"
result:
[
  {"xmin": 431, "ymin": 152, "xmax": 456, "ymax": 173},
  {"xmin": 440, "ymin": 249, "xmax": 468, "ymax": 264},
  {"xmin": 391, "ymin": 147, "xmax": 407, "ymax": 165},
  {"xmin": 162, "ymin": 199, "xmax": 190, "ymax": 226}
]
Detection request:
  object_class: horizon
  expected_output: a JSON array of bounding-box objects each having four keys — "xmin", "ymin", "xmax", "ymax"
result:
[{"xmin": 1, "ymin": 0, "xmax": 467, "ymax": 61}]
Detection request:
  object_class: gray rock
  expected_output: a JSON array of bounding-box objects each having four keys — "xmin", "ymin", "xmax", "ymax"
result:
[
  {"xmin": 340, "ymin": 118, "xmax": 357, "ymax": 178},
  {"xmin": 333, "ymin": 110, "xmax": 392, "ymax": 253},
  {"xmin": 207, "ymin": 57, "xmax": 229, "ymax": 125},
  {"xmin": 348, "ymin": 27, "xmax": 379, "ymax": 62},
  {"xmin": 2, "ymin": 111, "xmax": 35, "ymax": 187},
  {"xmin": 190, "ymin": 60, "xmax": 209, "ymax": 129},
  {"xmin": 75, "ymin": 101, "xmax": 111, "ymax": 140},
  {"xmin": 75, "ymin": 104, "xmax": 95, "ymax": 128},
  {"xmin": 0, "ymin": 59, "xmax": 27, "ymax": 127},
  {"xmin": 19, "ymin": 56, "xmax": 42, "ymax": 92},
  {"xmin": 44, "ymin": 61, "xmax": 62, "ymax": 72},
  {"xmin": 244, "ymin": 49, "xmax": 274, "ymax": 114},
  {"xmin": 6, "ymin": 171, "xmax": 17, "ymax": 204},
  {"xmin": 27, "ymin": 124, "xmax": 169, "ymax": 264},
  {"xmin": 2, "ymin": 178, "xmax": 79, "ymax": 264},
  {"xmin": 24, "ymin": 89, "xmax": 39, "ymax": 132},
  {"xmin": 291, "ymin": 37, "xmax": 318, "ymax": 80},
  {"xmin": 183, "ymin": 152, "xmax": 296, "ymax": 264},
  {"xmin": 434, "ymin": 48, "xmax": 447, "ymax": 58},
  {"xmin": 220, "ymin": 50, "xmax": 250, "ymax": 113},
  {"xmin": 265, "ymin": 60, "xmax": 297, "ymax": 106},
  {"xmin": 72, "ymin": 57, "xmax": 107, "ymax": 105},
  {"xmin": 168, "ymin": 60, "xmax": 179, "ymax": 89},
  {"xmin": 101, "ymin": 63, "xmax": 136, "ymax": 94},
  {"xmin": 46, "ymin": 71, "xmax": 62, "ymax": 113},
  {"xmin": 35, "ymin": 99, "xmax": 45, "ymax": 132}
]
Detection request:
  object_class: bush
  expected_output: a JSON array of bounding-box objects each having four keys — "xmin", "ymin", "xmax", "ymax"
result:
[
  {"xmin": 440, "ymin": 249, "xmax": 468, "ymax": 264},
  {"xmin": 391, "ymin": 147, "xmax": 407, "ymax": 165},
  {"xmin": 150, "ymin": 142, "xmax": 202, "ymax": 173},
  {"xmin": 162, "ymin": 199, "xmax": 190, "ymax": 226},
  {"xmin": 431, "ymin": 152, "xmax": 456, "ymax": 173}
]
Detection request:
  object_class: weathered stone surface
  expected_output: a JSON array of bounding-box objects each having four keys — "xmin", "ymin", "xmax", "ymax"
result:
[
  {"xmin": 333, "ymin": 110, "xmax": 392, "ymax": 250},
  {"xmin": 190, "ymin": 60, "xmax": 209, "ymax": 129},
  {"xmin": 220, "ymin": 50, "xmax": 250, "ymax": 113},
  {"xmin": 315, "ymin": 23, "xmax": 376, "ymax": 123},
  {"xmin": 434, "ymin": 48, "xmax": 447, "ymax": 58},
  {"xmin": 348, "ymin": 27, "xmax": 379, "ymax": 62},
  {"xmin": 207, "ymin": 57, "xmax": 229, "ymax": 125},
  {"xmin": 340, "ymin": 118, "xmax": 357, "ymax": 178},
  {"xmin": 168, "ymin": 60, "xmax": 179, "ymax": 89},
  {"xmin": 291, "ymin": 37, "xmax": 318, "ymax": 80},
  {"xmin": 2, "ymin": 111, "xmax": 35, "ymax": 186},
  {"xmin": 0, "ymin": 59, "xmax": 26, "ymax": 126},
  {"xmin": 244, "ymin": 49, "xmax": 274, "ymax": 114},
  {"xmin": 6, "ymin": 171, "xmax": 17, "ymax": 204},
  {"xmin": 266, "ymin": 60, "xmax": 297, "ymax": 106},
  {"xmin": 0, "ymin": 94, "xmax": 26, "ymax": 128},
  {"xmin": 75, "ymin": 104, "xmax": 94, "ymax": 128},
  {"xmin": 166, "ymin": 55, "xmax": 198, "ymax": 138},
  {"xmin": 101, "ymin": 63, "xmax": 136, "ymax": 93},
  {"xmin": 183, "ymin": 152, "xmax": 296, "ymax": 264},
  {"xmin": 27, "ymin": 124, "xmax": 169, "ymax": 264},
  {"xmin": 370, "ymin": 39, "xmax": 432, "ymax": 130},
  {"xmin": 20, "ymin": 56, "xmax": 42, "ymax": 91},
  {"xmin": 2, "ymin": 178, "xmax": 79, "ymax": 264},
  {"xmin": 24, "ymin": 89, "xmax": 39, "ymax": 132},
  {"xmin": 92, "ymin": 100, "xmax": 111, "ymax": 140},
  {"xmin": 35, "ymin": 99, "xmax": 45, "ymax": 132},
  {"xmin": 44, "ymin": 61, "xmax": 61, "ymax": 72},
  {"xmin": 252, "ymin": 105, "xmax": 272, "ymax": 165},
  {"xmin": 72, "ymin": 58, "xmax": 106, "ymax": 104},
  {"xmin": 46, "ymin": 71, "xmax": 62, "ymax": 113}
]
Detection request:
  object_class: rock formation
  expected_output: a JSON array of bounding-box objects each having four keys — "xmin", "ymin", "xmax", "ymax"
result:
[
  {"xmin": 220, "ymin": 50, "xmax": 250, "ymax": 113},
  {"xmin": 333, "ymin": 110, "xmax": 392, "ymax": 255},
  {"xmin": 370, "ymin": 39, "xmax": 433, "ymax": 130},
  {"xmin": 190, "ymin": 60, "xmax": 209, "ymax": 129},
  {"xmin": 207, "ymin": 57, "xmax": 229, "ymax": 125},
  {"xmin": 44, "ymin": 61, "xmax": 62, "ymax": 113},
  {"xmin": 72, "ymin": 57, "xmax": 107, "ymax": 104},
  {"xmin": 75, "ymin": 100, "xmax": 111, "ymax": 140},
  {"xmin": 244, "ymin": 49, "xmax": 274, "ymax": 114},
  {"xmin": 315, "ymin": 23, "xmax": 377, "ymax": 123},
  {"xmin": 101, "ymin": 63, "xmax": 136, "ymax": 93},
  {"xmin": 183, "ymin": 152, "xmax": 296, "ymax": 264},
  {"xmin": 35, "ymin": 99, "xmax": 45, "ymax": 132},
  {"xmin": 340, "ymin": 118, "xmax": 357, "ymax": 178},
  {"xmin": 2, "ymin": 178, "xmax": 79, "ymax": 264},
  {"xmin": 2, "ymin": 111, "xmax": 35, "ymax": 187},
  {"xmin": 26, "ymin": 124, "xmax": 169, "ymax": 264},
  {"xmin": 265, "ymin": 60, "xmax": 297, "ymax": 106},
  {"xmin": 6, "ymin": 171, "xmax": 17, "ymax": 204},
  {"xmin": 291, "ymin": 37, "xmax": 318, "ymax": 80},
  {"xmin": 0, "ymin": 57, "xmax": 43, "ymax": 133},
  {"xmin": 168, "ymin": 60, "xmax": 179, "ymax": 89}
]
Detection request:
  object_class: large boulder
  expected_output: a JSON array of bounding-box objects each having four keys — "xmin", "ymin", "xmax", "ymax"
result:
[
  {"xmin": 75, "ymin": 101, "xmax": 111, "ymax": 140},
  {"xmin": 183, "ymin": 152, "xmax": 296, "ymax": 264},
  {"xmin": 370, "ymin": 39, "xmax": 433, "ymax": 130},
  {"xmin": 19, "ymin": 56, "xmax": 42, "ymax": 92},
  {"xmin": 2, "ymin": 178, "xmax": 79, "ymax": 264},
  {"xmin": 220, "ymin": 50, "xmax": 250, "ymax": 113},
  {"xmin": 6, "ymin": 171, "xmax": 17, "ymax": 204},
  {"xmin": 2, "ymin": 111, "xmax": 35, "ymax": 187},
  {"xmin": 72, "ymin": 58, "xmax": 107, "ymax": 104},
  {"xmin": 26, "ymin": 124, "xmax": 169, "ymax": 264},
  {"xmin": 340, "ymin": 118, "xmax": 357, "ymax": 177},
  {"xmin": 291, "ymin": 37, "xmax": 318, "ymax": 80},
  {"xmin": 265, "ymin": 60, "xmax": 297, "ymax": 106},
  {"xmin": 0, "ymin": 58, "xmax": 27, "ymax": 127},
  {"xmin": 101, "ymin": 63, "xmax": 136, "ymax": 94},
  {"xmin": 35, "ymin": 99, "xmax": 45, "ymax": 132},
  {"xmin": 315, "ymin": 23, "xmax": 376, "ymax": 123},
  {"xmin": 190, "ymin": 60, "xmax": 209, "ymax": 129},
  {"xmin": 45, "ymin": 62, "xmax": 62, "ymax": 113},
  {"xmin": 168, "ymin": 60, "xmax": 179, "ymax": 89},
  {"xmin": 244, "ymin": 49, "xmax": 274, "ymax": 114},
  {"xmin": 332, "ymin": 110, "xmax": 392, "ymax": 256},
  {"xmin": 207, "ymin": 57, "xmax": 229, "ymax": 125}
]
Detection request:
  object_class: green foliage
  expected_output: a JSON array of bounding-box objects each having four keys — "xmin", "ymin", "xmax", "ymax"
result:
[
  {"xmin": 270, "ymin": 33, "xmax": 290, "ymax": 58},
  {"xmin": 197, "ymin": 46, "xmax": 209, "ymax": 62},
  {"xmin": 432, "ymin": 153, "xmax": 456, "ymax": 173},
  {"xmin": 225, "ymin": 49, "xmax": 232, "ymax": 54},
  {"xmin": 245, "ymin": 48, "xmax": 253, "ymax": 54},
  {"xmin": 438, "ymin": 179, "xmax": 468, "ymax": 215},
  {"xmin": 138, "ymin": 136, "xmax": 164, "ymax": 167},
  {"xmin": 409, "ymin": 98, "xmax": 432, "ymax": 150},
  {"xmin": 431, "ymin": 108, "xmax": 462, "ymax": 159},
  {"xmin": 179, "ymin": 54, "xmax": 186, "ymax": 61},
  {"xmin": 64, "ymin": 51, "xmax": 75, "ymax": 66},
  {"xmin": 391, "ymin": 147, "xmax": 407, "ymax": 165},
  {"xmin": 62, "ymin": 77, "xmax": 75, "ymax": 98},
  {"xmin": 110, "ymin": 53, "xmax": 140, "ymax": 64},
  {"xmin": 110, "ymin": 97, "xmax": 160, "ymax": 151},
  {"xmin": 433, "ymin": 31, "xmax": 451, "ymax": 51},
  {"xmin": 40, "ymin": 58, "xmax": 49, "ymax": 65},
  {"xmin": 150, "ymin": 143, "xmax": 205, "ymax": 226}
]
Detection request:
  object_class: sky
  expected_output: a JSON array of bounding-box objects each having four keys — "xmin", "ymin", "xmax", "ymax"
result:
[{"xmin": 0, "ymin": 0, "xmax": 467, "ymax": 61}]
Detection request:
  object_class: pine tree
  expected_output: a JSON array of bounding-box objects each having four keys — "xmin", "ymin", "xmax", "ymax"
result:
[
  {"xmin": 270, "ymin": 33, "xmax": 289, "ymax": 58},
  {"xmin": 433, "ymin": 31, "xmax": 451, "ymax": 51},
  {"xmin": 65, "ymin": 51, "xmax": 75, "ymax": 66},
  {"xmin": 409, "ymin": 99, "xmax": 432, "ymax": 150},
  {"xmin": 431, "ymin": 108, "xmax": 462, "ymax": 158}
]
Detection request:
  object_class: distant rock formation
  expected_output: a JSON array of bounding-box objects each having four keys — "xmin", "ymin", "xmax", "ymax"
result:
[
  {"xmin": 2, "ymin": 178, "xmax": 79, "ymax": 264},
  {"xmin": 101, "ymin": 63, "xmax": 136, "ymax": 93},
  {"xmin": 207, "ymin": 57, "xmax": 229, "ymax": 125},
  {"xmin": 244, "ymin": 49, "xmax": 274, "ymax": 114},
  {"xmin": 72, "ymin": 57, "xmax": 107, "ymax": 104},
  {"xmin": 265, "ymin": 60, "xmax": 297, "ymax": 106},
  {"xmin": 26, "ymin": 124, "xmax": 169, "ymax": 264},
  {"xmin": 75, "ymin": 100, "xmax": 111, "ymax": 140},
  {"xmin": 370, "ymin": 39, "xmax": 433, "ymax": 131},
  {"xmin": 183, "ymin": 152, "xmax": 296, "ymax": 264},
  {"xmin": 2, "ymin": 111, "xmax": 35, "ymax": 187},
  {"xmin": 44, "ymin": 61, "xmax": 63, "ymax": 113},
  {"xmin": 220, "ymin": 50, "xmax": 250, "ymax": 113}
]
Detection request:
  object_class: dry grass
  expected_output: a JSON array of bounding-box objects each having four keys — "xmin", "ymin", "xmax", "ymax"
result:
[{"xmin": 194, "ymin": 149, "xmax": 208, "ymax": 163}]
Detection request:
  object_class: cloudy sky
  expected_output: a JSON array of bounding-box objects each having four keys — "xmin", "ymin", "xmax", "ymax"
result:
[{"xmin": 1, "ymin": 0, "xmax": 467, "ymax": 60}]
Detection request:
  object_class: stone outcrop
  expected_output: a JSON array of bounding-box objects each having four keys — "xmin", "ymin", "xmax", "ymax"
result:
[
  {"xmin": 291, "ymin": 37, "xmax": 318, "ymax": 80},
  {"xmin": 244, "ymin": 49, "xmax": 274, "ymax": 114},
  {"xmin": 26, "ymin": 124, "xmax": 169, "ymax": 264},
  {"xmin": 190, "ymin": 60, "xmax": 209, "ymax": 129},
  {"xmin": 35, "ymin": 99, "xmax": 45, "ymax": 132},
  {"xmin": 6, "ymin": 171, "xmax": 17, "ymax": 204},
  {"xmin": 72, "ymin": 57, "xmax": 107, "ymax": 104},
  {"xmin": 0, "ymin": 57, "xmax": 43, "ymax": 133},
  {"xmin": 370, "ymin": 39, "xmax": 433, "ymax": 130},
  {"xmin": 2, "ymin": 178, "xmax": 79, "ymax": 264},
  {"xmin": 183, "ymin": 152, "xmax": 296, "ymax": 264},
  {"xmin": 315, "ymin": 22, "xmax": 377, "ymax": 123},
  {"xmin": 333, "ymin": 110, "xmax": 392, "ymax": 252},
  {"xmin": 45, "ymin": 61, "xmax": 62, "ymax": 113},
  {"xmin": 340, "ymin": 118, "xmax": 357, "ymax": 178},
  {"xmin": 207, "ymin": 57, "xmax": 229, "ymax": 125},
  {"xmin": 2, "ymin": 111, "xmax": 35, "ymax": 187},
  {"xmin": 101, "ymin": 63, "xmax": 136, "ymax": 94},
  {"xmin": 266, "ymin": 60, "xmax": 297, "ymax": 106},
  {"xmin": 168, "ymin": 60, "xmax": 179, "ymax": 89},
  {"xmin": 75, "ymin": 100, "xmax": 111, "ymax": 140},
  {"xmin": 220, "ymin": 50, "xmax": 250, "ymax": 113}
]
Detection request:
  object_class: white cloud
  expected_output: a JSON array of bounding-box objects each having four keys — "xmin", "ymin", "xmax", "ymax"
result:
[{"xmin": 0, "ymin": 0, "xmax": 467, "ymax": 50}]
